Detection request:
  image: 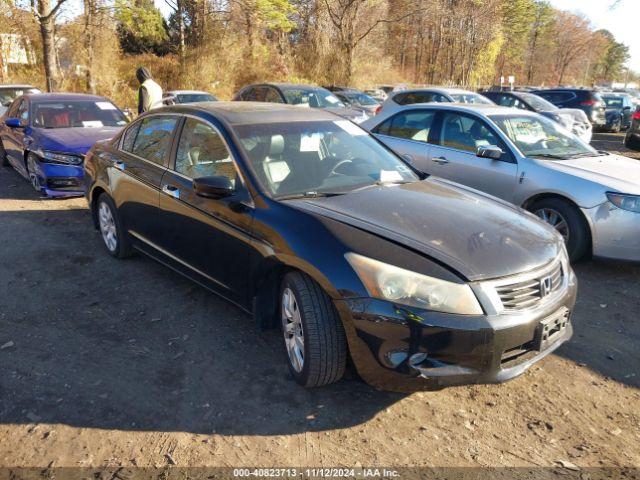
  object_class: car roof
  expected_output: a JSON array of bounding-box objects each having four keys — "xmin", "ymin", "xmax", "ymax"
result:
[
  {"xmin": 155, "ymin": 101, "xmax": 342, "ymax": 125},
  {"xmin": 165, "ymin": 90, "xmax": 212, "ymax": 95},
  {"xmin": 0, "ymin": 84, "xmax": 39, "ymax": 89},
  {"xmin": 393, "ymin": 87, "xmax": 479, "ymax": 96},
  {"xmin": 24, "ymin": 93, "xmax": 109, "ymax": 102},
  {"xmin": 383, "ymin": 102, "xmax": 530, "ymax": 116}
]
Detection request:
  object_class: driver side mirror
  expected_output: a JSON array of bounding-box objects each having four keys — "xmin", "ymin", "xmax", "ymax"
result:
[
  {"xmin": 5, "ymin": 118, "xmax": 23, "ymax": 128},
  {"xmin": 476, "ymin": 145, "xmax": 504, "ymax": 160},
  {"xmin": 193, "ymin": 175, "xmax": 235, "ymax": 199}
]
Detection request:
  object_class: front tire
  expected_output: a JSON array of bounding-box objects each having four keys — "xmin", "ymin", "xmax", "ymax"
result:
[
  {"xmin": 529, "ymin": 198, "xmax": 590, "ymax": 262},
  {"xmin": 96, "ymin": 193, "xmax": 133, "ymax": 259},
  {"xmin": 280, "ymin": 272, "xmax": 347, "ymax": 387},
  {"xmin": 26, "ymin": 153, "xmax": 43, "ymax": 193},
  {"xmin": 0, "ymin": 142, "xmax": 8, "ymax": 167}
]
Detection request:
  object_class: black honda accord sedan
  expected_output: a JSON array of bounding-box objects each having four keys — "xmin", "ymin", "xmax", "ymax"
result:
[{"xmin": 83, "ymin": 102, "xmax": 577, "ymax": 391}]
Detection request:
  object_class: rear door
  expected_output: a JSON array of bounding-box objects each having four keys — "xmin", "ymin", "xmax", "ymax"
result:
[
  {"xmin": 426, "ymin": 111, "xmax": 518, "ymax": 201},
  {"xmin": 371, "ymin": 109, "xmax": 436, "ymax": 170},
  {"xmin": 111, "ymin": 114, "xmax": 180, "ymax": 244},
  {"xmin": 158, "ymin": 115, "xmax": 254, "ymax": 305}
]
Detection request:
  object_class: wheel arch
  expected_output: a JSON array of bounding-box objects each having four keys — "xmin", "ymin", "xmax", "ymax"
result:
[
  {"xmin": 89, "ymin": 186, "xmax": 108, "ymax": 230},
  {"xmin": 521, "ymin": 192, "xmax": 593, "ymax": 253}
]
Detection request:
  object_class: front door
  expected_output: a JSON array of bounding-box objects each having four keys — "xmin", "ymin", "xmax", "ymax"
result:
[
  {"xmin": 158, "ymin": 116, "xmax": 254, "ymax": 306},
  {"xmin": 110, "ymin": 114, "xmax": 179, "ymax": 244},
  {"xmin": 3, "ymin": 99, "xmax": 30, "ymax": 172},
  {"xmin": 427, "ymin": 111, "xmax": 518, "ymax": 201}
]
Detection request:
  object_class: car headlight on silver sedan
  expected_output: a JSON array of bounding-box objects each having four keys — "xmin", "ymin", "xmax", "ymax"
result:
[
  {"xmin": 607, "ymin": 192, "xmax": 640, "ymax": 213},
  {"xmin": 345, "ymin": 253, "xmax": 483, "ymax": 315},
  {"xmin": 39, "ymin": 150, "xmax": 83, "ymax": 165}
]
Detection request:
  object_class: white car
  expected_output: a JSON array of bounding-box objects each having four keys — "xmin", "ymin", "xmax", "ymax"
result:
[{"xmin": 376, "ymin": 87, "xmax": 494, "ymax": 117}]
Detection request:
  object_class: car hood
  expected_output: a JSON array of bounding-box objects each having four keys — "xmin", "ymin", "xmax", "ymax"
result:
[
  {"xmin": 34, "ymin": 127, "xmax": 122, "ymax": 155},
  {"xmin": 287, "ymin": 178, "xmax": 562, "ymax": 281},
  {"xmin": 323, "ymin": 106, "xmax": 368, "ymax": 121},
  {"xmin": 539, "ymin": 153, "xmax": 640, "ymax": 195}
]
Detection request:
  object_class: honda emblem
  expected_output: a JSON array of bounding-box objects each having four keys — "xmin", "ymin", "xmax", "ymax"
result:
[{"xmin": 540, "ymin": 276, "xmax": 553, "ymax": 298}]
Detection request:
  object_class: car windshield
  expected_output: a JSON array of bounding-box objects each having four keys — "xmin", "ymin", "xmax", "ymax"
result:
[
  {"xmin": 450, "ymin": 93, "xmax": 493, "ymax": 104},
  {"xmin": 176, "ymin": 93, "xmax": 216, "ymax": 103},
  {"xmin": 603, "ymin": 96, "xmax": 624, "ymax": 108},
  {"xmin": 32, "ymin": 100, "xmax": 127, "ymax": 129},
  {"xmin": 0, "ymin": 88, "xmax": 40, "ymax": 106},
  {"xmin": 519, "ymin": 93, "xmax": 557, "ymax": 111},
  {"xmin": 344, "ymin": 92, "xmax": 378, "ymax": 106},
  {"xmin": 236, "ymin": 120, "xmax": 419, "ymax": 198},
  {"xmin": 491, "ymin": 114, "xmax": 597, "ymax": 159},
  {"xmin": 282, "ymin": 88, "xmax": 346, "ymax": 108}
]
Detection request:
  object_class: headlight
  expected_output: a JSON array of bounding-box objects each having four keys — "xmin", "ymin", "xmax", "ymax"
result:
[
  {"xmin": 345, "ymin": 253, "xmax": 483, "ymax": 315},
  {"xmin": 40, "ymin": 150, "xmax": 83, "ymax": 165},
  {"xmin": 607, "ymin": 192, "xmax": 640, "ymax": 213}
]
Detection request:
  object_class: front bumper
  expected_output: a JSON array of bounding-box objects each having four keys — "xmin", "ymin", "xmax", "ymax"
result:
[
  {"xmin": 34, "ymin": 161, "xmax": 84, "ymax": 198},
  {"xmin": 582, "ymin": 203, "xmax": 640, "ymax": 262},
  {"xmin": 334, "ymin": 271, "xmax": 577, "ymax": 392}
]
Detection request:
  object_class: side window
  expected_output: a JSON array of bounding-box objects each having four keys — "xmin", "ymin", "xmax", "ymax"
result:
[
  {"xmin": 512, "ymin": 98, "xmax": 529, "ymax": 110},
  {"xmin": 264, "ymin": 88, "xmax": 283, "ymax": 103},
  {"xmin": 121, "ymin": 121, "xmax": 141, "ymax": 152},
  {"xmin": 440, "ymin": 113, "xmax": 502, "ymax": 154},
  {"xmin": 495, "ymin": 94, "xmax": 515, "ymax": 107},
  {"xmin": 175, "ymin": 118, "xmax": 236, "ymax": 186},
  {"xmin": 398, "ymin": 92, "xmax": 433, "ymax": 105},
  {"xmin": 248, "ymin": 87, "xmax": 267, "ymax": 102},
  {"xmin": 7, "ymin": 99, "xmax": 21, "ymax": 118},
  {"xmin": 240, "ymin": 88, "xmax": 254, "ymax": 101},
  {"xmin": 376, "ymin": 110, "xmax": 435, "ymax": 142},
  {"xmin": 432, "ymin": 94, "xmax": 448, "ymax": 103},
  {"xmin": 131, "ymin": 115, "xmax": 178, "ymax": 165},
  {"xmin": 17, "ymin": 100, "xmax": 29, "ymax": 122}
]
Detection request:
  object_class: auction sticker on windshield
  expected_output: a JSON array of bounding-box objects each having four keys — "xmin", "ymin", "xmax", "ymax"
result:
[{"xmin": 334, "ymin": 120, "xmax": 366, "ymax": 136}]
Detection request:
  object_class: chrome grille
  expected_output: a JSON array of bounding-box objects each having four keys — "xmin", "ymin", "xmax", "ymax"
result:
[{"xmin": 495, "ymin": 261, "xmax": 564, "ymax": 311}]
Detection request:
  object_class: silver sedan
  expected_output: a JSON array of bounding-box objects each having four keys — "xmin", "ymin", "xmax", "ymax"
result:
[{"xmin": 362, "ymin": 104, "xmax": 640, "ymax": 262}]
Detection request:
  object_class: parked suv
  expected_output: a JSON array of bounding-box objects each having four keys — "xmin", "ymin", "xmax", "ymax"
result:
[
  {"xmin": 233, "ymin": 83, "xmax": 369, "ymax": 123},
  {"xmin": 531, "ymin": 88, "xmax": 606, "ymax": 129},
  {"xmin": 481, "ymin": 90, "xmax": 592, "ymax": 143}
]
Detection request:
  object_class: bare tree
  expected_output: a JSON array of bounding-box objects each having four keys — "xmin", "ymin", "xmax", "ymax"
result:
[{"xmin": 33, "ymin": 0, "xmax": 69, "ymax": 91}]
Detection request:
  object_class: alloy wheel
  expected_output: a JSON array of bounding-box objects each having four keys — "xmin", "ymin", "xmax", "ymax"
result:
[
  {"xmin": 98, "ymin": 201, "xmax": 118, "ymax": 252},
  {"xmin": 282, "ymin": 287, "xmax": 305, "ymax": 373},
  {"xmin": 27, "ymin": 156, "xmax": 41, "ymax": 192},
  {"xmin": 535, "ymin": 207, "xmax": 570, "ymax": 242}
]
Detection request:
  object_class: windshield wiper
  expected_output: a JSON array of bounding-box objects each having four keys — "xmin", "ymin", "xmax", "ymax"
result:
[
  {"xmin": 530, "ymin": 153, "xmax": 571, "ymax": 160},
  {"xmin": 276, "ymin": 191, "xmax": 346, "ymax": 200}
]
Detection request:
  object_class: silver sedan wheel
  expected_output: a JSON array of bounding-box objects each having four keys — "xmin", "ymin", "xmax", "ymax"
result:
[
  {"xmin": 535, "ymin": 207, "xmax": 570, "ymax": 242},
  {"xmin": 282, "ymin": 287, "xmax": 304, "ymax": 373},
  {"xmin": 98, "ymin": 201, "xmax": 118, "ymax": 252}
]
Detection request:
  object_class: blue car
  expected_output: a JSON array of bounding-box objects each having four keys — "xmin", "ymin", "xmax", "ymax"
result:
[{"xmin": 0, "ymin": 93, "xmax": 128, "ymax": 197}]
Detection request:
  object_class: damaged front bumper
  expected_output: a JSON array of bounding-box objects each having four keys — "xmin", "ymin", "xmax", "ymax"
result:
[
  {"xmin": 334, "ymin": 270, "xmax": 577, "ymax": 392},
  {"xmin": 582, "ymin": 202, "xmax": 640, "ymax": 262}
]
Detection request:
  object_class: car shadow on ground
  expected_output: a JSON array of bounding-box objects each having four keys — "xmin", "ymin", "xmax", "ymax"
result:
[
  {"xmin": 0, "ymin": 167, "xmax": 638, "ymax": 438},
  {"xmin": 0, "ymin": 171, "xmax": 404, "ymax": 435}
]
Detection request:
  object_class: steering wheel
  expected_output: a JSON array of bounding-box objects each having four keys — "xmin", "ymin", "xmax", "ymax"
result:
[{"xmin": 328, "ymin": 159, "xmax": 354, "ymax": 177}]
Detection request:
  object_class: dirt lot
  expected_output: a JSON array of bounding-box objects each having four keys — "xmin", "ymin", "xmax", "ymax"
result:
[{"xmin": 0, "ymin": 133, "xmax": 639, "ymax": 472}]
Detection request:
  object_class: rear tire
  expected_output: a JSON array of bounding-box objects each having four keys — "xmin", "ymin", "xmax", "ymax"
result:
[
  {"xmin": 96, "ymin": 193, "xmax": 133, "ymax": 259},
  {"xmin": 0, "ymin": 142, "xmax": 8, "ymax": 167},
  {"xmin": 280, "ymin": 272, "xmax": 347, "ymax": 387},
  {"xmin": 529, "ymin": 198, "xmax": 590, "ymax": 262}
]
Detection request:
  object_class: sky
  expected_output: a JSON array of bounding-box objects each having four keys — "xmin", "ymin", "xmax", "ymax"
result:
[{"xmin": 548, "ymin": 0, "xmax": 640, "ymax": 71}]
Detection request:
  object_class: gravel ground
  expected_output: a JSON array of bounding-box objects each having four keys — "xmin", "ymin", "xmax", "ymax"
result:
[{"xmin": 0, "ymin": 133, "xmax": 638, "ymax": 473}]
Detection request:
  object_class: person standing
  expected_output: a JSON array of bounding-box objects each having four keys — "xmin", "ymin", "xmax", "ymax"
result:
[{"xmin": 136, "ymin": 67, "xmax": 163, "ymax": 114}]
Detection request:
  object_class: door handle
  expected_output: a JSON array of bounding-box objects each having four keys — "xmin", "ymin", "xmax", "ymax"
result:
[
  {"xmin": 432, "ymin": 156, "xmax": 450, "ymax": 165},
  {"xmin": 162, "ymin": 184, "xmax": 180, "ymax": 199},
  {"xmin": 114, "ymin": 161, "xmax": 125, "ymax": 171}
]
